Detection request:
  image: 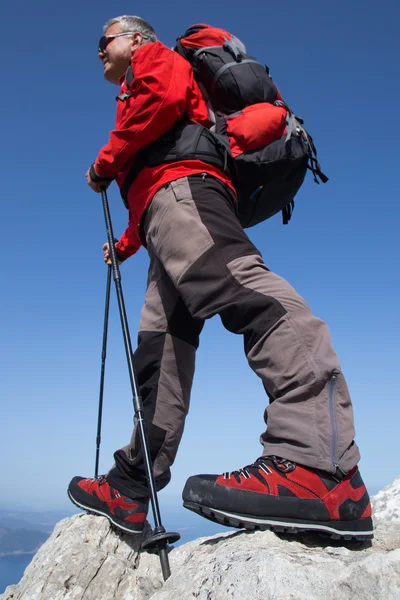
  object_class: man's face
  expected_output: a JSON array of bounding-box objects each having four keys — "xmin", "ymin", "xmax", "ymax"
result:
[{"xmin": 98, "ymin": 23, "xmax": 142, "ymax": 84}]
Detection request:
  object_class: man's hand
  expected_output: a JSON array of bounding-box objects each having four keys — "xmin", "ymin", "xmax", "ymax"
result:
[
  {"xmin": 103, "ymin": 242, "xmax": 112, "ymax": 264},
  {"xmin": 86, "ymin": 168, "xmax": 111, "ymax": 193},
  {"xmin": 102, "ymin": 242, "xmax": 123, "ymax": 266}
]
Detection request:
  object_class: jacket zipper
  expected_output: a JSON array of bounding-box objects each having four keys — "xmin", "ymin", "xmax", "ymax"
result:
[{"xmin": 328, "ymin": 373, "xmax": 338, "ymax": 470}]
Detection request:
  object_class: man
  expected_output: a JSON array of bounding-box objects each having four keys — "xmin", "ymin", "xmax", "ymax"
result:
[{"xmin": 68, "ymin": 15, "xmax": 373, "ymax": 540}]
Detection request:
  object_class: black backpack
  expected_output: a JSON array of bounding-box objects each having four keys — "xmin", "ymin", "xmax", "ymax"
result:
[{"xmin": 175, "ymin": 23, "xmax": 328, "ymax": 227}]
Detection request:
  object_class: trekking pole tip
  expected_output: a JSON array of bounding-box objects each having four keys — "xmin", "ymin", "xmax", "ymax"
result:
[{"xmin": 141, "ymin": 530, "xmax": 180, "ymax": 582}]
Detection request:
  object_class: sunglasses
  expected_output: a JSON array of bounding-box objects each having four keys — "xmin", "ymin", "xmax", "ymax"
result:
[{"xmin": 98, "ymin": 31, "xmax": 135, "ymax": 53}]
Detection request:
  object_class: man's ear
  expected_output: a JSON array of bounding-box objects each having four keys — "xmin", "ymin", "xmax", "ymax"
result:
[{"xmin": 131, "ymin": 32, "xmax": 143, "ymax": 53}]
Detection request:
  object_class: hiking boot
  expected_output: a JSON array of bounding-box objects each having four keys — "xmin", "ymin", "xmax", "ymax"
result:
[
  {"xmin": 182, "ymin": 456, "xmax": 373, "ymax": 540},
  {"xmin": 68, "ymin": 475, "xmax": 148, "ymax": 534}
]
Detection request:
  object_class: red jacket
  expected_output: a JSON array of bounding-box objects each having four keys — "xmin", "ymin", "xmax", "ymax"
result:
[{"xmin": 94, "ymin": 41, "xmax": 234, "ymax": 259}]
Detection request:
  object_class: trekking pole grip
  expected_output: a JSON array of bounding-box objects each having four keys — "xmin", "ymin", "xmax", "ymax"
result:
[{"xmin": 100, "ymin": 188, "xmax": 121, "ymax": 283}]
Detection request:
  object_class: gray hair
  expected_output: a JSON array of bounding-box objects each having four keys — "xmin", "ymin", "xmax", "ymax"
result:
[{"xmin": 103, "ymin": 15, "xmax": 157, "ymax": 43}]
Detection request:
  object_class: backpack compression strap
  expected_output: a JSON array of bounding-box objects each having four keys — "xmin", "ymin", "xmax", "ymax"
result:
[
  {"xmin": 277, "ymin": 101, "xmax": 329, "ymax": 186},
  {"xmin": 192, "ymin": 43, "xmax": 265, "ymax": 96}
]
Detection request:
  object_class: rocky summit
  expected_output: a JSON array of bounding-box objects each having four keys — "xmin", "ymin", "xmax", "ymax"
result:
[{"xmin": 1, "ymin": 477, "xmax": 399, "ymax": 600}]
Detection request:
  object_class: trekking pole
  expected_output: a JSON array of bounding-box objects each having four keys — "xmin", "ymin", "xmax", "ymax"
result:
[
  {"xmin": 100, "ymin": 187, "xmax": 180, "ymax": 582},
  {"xmin": 94, "ymin": 265, "xmax": 112, "ymax": 478}
]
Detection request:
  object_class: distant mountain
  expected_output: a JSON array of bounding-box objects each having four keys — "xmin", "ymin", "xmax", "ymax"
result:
[
  {"xmin": 0, "ymin": 508, "xmax": 76, "ymax": 559},
  {"xmin": 0, "ymin": 517, "xmax": 50, "ymax": 534},
  {"xmin": 0, "ymin": 508, "xmax": 77, "ymax": 534},
  {"xmin": 0, "ymin": 528, "xmax": 48, "ymax": 555}
]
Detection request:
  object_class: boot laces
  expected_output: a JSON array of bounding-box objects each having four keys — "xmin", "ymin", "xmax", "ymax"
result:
[
  {"xmin": 223, "ymin": 456, "xmax": 296, "ymax": 480},
  {"xmin": 223, "ymin": 458, "xmax": 270, "ymax": 480},
  {"xmin": 93, "ymin": 475, "xmax": 107, "ymax": 485},
  {"xmin": 270, "ymin": 456, "xmax": 296, "ymax": 473}
]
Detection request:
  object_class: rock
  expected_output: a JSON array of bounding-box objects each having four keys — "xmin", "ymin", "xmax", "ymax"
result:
[
  {"xmin": 1, "ymin": 478, "xmax": 400, "ymax": 600},
  {"xmin": 372, "ymin": 476, "xmax": 400, "ymax": 524},
  {"xmin": 0, "ymin": 515, "xmax": 164, "ymax": 600},
  {"xmin": 151, "ymin": 527, "xmax": 400, "ymax": 600}
]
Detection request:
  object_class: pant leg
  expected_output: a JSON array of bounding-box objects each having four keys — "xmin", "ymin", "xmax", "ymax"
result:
[
  {"xmin": 107, "ymin": 253, "xmax": 204, "ymax": 497},
  {"xmin": 141, "ymin": 174, "xmax": 360, "ymax": 475}
]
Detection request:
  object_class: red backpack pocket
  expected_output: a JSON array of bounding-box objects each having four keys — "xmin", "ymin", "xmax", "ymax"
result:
[{"xmin": 225, "ymin": 103, "xmax": 287, "ymax": 157}]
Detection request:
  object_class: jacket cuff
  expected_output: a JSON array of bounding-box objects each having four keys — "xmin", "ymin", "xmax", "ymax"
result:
[
  {"xmin": 115, "ymin": 243, "xmax": 131, "ymax": 262},
  {"xmin": 90, "ymin": 164, "xmax": 115, "ymax": 183}
]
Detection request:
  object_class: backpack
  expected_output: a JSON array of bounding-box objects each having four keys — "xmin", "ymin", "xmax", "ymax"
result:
[{"xmin": 175, "ymin": 24, "xmax": 328, "ymax": 227}]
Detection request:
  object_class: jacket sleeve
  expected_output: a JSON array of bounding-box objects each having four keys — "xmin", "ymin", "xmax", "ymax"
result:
[
  {"xmin": 115, "ymin": 210, "xmax": 141, "ymax": 259},
  {"xmin": 94, "ymin": 43, "xmax": 189, "ymax": 179}
]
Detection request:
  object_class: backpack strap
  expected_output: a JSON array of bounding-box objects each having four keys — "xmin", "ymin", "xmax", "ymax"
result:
[
  {"xmin": 282, "ymin": 200, "xmax": 295, "ymax": 225},
  {"xmin": 303, "ymin": 132, "xmax": 329, "ymax": 184},
  {"xmin": 223, "ymin": 39, "xmax": 243, "ymax": 61},
  {"xmin": 273, "ymin": 101, "xmax": 328, "ymax": 224},
  {"xmin": 117, "ymin": 65, "xmax": 134, "ymax": 101},
  {"xmin": 193, "ymin": 39, "xmax": 243, "ymax": 61},
  {"xmin": 125, "ymin": 64, "xmax": 134, "ymax": 88},
  {"xmin": 279, "ymin": 102, "xmax": 329, "ymax": 186}
]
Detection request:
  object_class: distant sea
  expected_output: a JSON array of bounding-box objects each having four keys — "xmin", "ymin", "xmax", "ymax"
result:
[{"xmin": 0, "ymin": 554, "xmax": 34, "ymax": 594}]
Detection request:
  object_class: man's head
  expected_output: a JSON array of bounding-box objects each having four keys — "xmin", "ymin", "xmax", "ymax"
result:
[{"xmin": 98, "ymin": 16, "xmax": 157, "ymax": 84}]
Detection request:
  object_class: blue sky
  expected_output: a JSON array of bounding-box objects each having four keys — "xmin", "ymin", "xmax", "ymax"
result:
[{"xmin": 1, "ymin": 0, "xmax": 399, "ymax": 511}]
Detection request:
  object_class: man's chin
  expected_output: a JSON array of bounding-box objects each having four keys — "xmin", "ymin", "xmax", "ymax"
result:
[{"xmin": 103, "ymin": 65, "xmax": 120, "ymax": 85}]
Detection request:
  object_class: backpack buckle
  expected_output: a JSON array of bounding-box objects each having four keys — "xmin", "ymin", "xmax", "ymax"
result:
[{"xmin": 116, "ymin": 92, "xmax": 131, "ymax": 102}]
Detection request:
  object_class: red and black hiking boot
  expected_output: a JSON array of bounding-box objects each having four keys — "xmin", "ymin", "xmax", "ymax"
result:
[
  {"xmin": 68, "ymin": 476, "xmax": 149, "ymax": 534},
  {"xmin": 182, "ymin": 456, "xmax": 373, "ymax": 540}
]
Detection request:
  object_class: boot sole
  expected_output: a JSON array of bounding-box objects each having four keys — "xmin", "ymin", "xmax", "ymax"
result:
[
  {"xmin": 68, "ymin": 490, "xmax": 144, "ymax": 535},
  {"xmin": 183, "ymin": 501, "xmax": 374, "ymax": 541}
]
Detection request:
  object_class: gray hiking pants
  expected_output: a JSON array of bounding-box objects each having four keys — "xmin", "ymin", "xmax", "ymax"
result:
[{"xmin": 107, "ymin": 174, "xmax": 360, "ymax": 497}]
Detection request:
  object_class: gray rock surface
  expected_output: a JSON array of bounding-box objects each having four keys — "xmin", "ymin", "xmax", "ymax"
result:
[
  {"xmin": 1, "ymin": 477, "xmax": 399, "ymax": 600},
  {"xmin": 0, "ymin": 516, "xmax": 164, "ymax": 600},
  {"xmin": 372, "ymin": 476, "xmax": 400, "ymax": 524}
]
